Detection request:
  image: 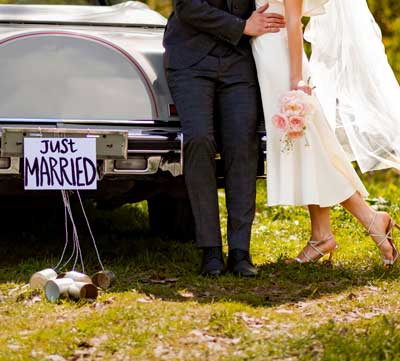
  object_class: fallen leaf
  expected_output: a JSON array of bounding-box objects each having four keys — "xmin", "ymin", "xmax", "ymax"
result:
[
  {"xmin": 19, "ymin": 330, "xmax": 34, "ymax": 336},
  {"xmin": 275, "ymin": 309, "xmax": 294, "ymax": 314},
  {"xmin": 103, "ymin": 296, "xmax": 116, "ymax": 304},
  {"xmin": 45, "ymin": 355, "xmax": 66, "ymax": 361},
  {"xmin": 347, "ymin": 293, "xmax": 357, "ymax": 300},
  {"xmin": 90, "ymin": 334, "xmax": 108, "ymax": 347},
  {"xmin": 363, "ymin": 312, "xmax": 378, "ymax": 319},
  {"xmin": 144, "ymin": 277, "xmax": 179, "ymax": 284},
  {"xmin": 178, "ymin": 290, "xmax": 194, "ymax": 298},
  {"xmin": 77, "ymin": 341, "xmax": 93, "ymax": 349},
  {"xmin": 9, "ymin": 285, "xmax": 28, "ymax": 296},
  {"xmin": 137, "ymin": 297, "xmax": 154, "ymax": 303}
]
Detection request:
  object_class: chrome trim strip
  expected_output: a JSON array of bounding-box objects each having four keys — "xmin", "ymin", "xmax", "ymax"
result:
[
  {"xmin": 127, "ymin": 149, "xmax": 173, "ymax": 154},
  {"xmin": 179, "ymin": 133, "xmax": 184, "ymax": 174},
  {"xmin": 0, "ymin": 118, "xmax": 156, "ymax": 125},
  {"xmin": 0, "ymin": 20, "xmax": 165, "ymax": 29},
  {"xmin": 0, "ymin": 127, "xmax": 128, "ymax": 136},
  {"xmin": 128, "ymin": 135, "xmax": 170, "ymax": 141},
  {"xmin": 0, "ymin": 118, "xmax": 59, "ymax": 124},
  {"xmin": 65, "ymin": 119, "xmax": 156, "ymax": 125}
]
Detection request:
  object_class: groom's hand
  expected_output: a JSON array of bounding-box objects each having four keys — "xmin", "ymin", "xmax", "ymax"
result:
[{"xmin": 243, "ymin": 3, "xmax": 285, "ymax": 36}]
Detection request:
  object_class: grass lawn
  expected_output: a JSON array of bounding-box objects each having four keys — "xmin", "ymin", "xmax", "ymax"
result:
[{"xmin": 1, "ymin": 170, "xmax": 400, "ymax": 360}]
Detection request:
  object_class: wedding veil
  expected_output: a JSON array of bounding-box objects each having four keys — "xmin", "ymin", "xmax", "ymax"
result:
[{"xmin": 305, "ymin": 0, "xmax": 400, "ymax": 172}]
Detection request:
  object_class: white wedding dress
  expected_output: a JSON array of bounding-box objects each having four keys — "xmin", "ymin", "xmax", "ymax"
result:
[{"xmin": 251, "ymin": 0, "xmax": 368, "ymax": 207}]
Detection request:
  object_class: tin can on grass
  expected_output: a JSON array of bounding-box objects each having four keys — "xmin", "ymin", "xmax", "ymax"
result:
[
  {"xmin": 44, "ymin": 278, "xmax": 75, "ymax": 302},
  {"xmin": 29, "ymin": 269, "xmax": 57, "ymax": 290},
  {"xmin": 92, "ymin": 270, "xmax": 115, "ymax": 289},
  {"xmin": 68, "ymin": 282, "xmax": 98, "ymax": 300},
  {"xmin": 58, "ymin": 271, "xmax": 92, "ymax": 284}
]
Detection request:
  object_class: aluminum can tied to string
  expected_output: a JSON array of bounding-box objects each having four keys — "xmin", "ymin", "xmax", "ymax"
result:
[
  {"xmin": 29, "ymin": 268, "xmax": 58, "ymax": 290},
  {"xmin": 92, "ymin": 270, "xmax": 116, "ymax": 289}
]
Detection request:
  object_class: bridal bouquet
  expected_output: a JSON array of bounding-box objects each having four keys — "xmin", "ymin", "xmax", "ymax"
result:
[{"xmin": 272, "ymin": 90, "xmax": 315, "ymax": 152}]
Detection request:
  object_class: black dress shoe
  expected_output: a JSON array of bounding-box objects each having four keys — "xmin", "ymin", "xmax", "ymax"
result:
[
  {"xmin": 201, "ymin": 247, "xmax": 225, "ymax": 276},
  {"xmin": 227, "ymin": 249, "xmax": 258, "ymax": 277}
]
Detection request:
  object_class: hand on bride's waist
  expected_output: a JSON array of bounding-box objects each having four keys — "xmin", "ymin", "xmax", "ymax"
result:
[{"xmin": 243, "ymin": 3, "xmax": 285, "ymax": 37}]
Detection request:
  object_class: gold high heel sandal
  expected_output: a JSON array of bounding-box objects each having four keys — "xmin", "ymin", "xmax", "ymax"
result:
[
  {"xmin": 286, "ymin": 235, "xmax": 338, "ymax": 264},
  {"xmin": 367, "ymin": 212, "xmax": 400, "ymax": 268}
]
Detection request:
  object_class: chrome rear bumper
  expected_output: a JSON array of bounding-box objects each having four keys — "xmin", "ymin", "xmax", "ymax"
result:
[{"xmin": 0, "ymin": 127, "xmax": 183, "ymax": 177}]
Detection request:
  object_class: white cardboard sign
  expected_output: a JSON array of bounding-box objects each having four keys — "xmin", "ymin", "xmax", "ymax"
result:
[{"xmin": 24, "ymin": 137, "xmax": 97, "ymax": 190}]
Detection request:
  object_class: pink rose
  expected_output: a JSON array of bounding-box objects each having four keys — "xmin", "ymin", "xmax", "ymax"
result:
[
  {"xmin": 272, "ymin": 114, "xmax": 288, "ymax": 130},
  {"xmin": 279, "ymin": 94, "xmax": 295, "ymax": 104},
  {"xmin": 281, "ymin": 98, "xmax": 306, "ymax": 116},
  {"xmin": 289, "ymin": 116, "xmax": 306, "ymax": 131},
  {"xmin": 287, "ymin": 130, "xmax": 305, "ymax": 139}
]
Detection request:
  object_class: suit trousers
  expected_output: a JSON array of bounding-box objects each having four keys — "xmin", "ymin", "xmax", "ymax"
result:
[{"xmin": 166, "ymin": 49, "xmax": 258, "ymax": 251}]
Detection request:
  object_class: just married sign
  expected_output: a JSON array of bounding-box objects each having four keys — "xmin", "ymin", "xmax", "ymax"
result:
[{"xmin": 24, "ymin": 138, "xmax": 97, "ymax": 190}]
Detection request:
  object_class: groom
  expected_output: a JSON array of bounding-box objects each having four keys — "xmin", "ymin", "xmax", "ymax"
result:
[{"xmin": 163, "ymin": 0, "xmax": 285, "ymax": 276}]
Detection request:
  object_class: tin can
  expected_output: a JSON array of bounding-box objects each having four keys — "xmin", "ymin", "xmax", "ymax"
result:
[
  {"xmin": 68, "ymin": 282, "xmax": 98, "ymax": 300},
  {"xmin": 58, "ymin": 271, "xmax": 92, "ymax": 284},
  {"xmin": 44, "ymin": 278, "xmax": 75, "ymax": 302},
  {"xmin": 92, "ymin": 270, "xmax": 116, "ymax": 289},
  {"xmin": 29, "ymin": 269, "xmax": 57, "ymax": 290}
]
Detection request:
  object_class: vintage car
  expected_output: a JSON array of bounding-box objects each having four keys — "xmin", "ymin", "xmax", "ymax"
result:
[{"xmin": 0, "ymin": 0, "xmax": 266, "ymax": 240}]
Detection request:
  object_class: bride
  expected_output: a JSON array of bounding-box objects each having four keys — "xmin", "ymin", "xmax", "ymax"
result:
[{"xmin": 251, "ymin": 0, "xmax": 400, "ymax": 265}]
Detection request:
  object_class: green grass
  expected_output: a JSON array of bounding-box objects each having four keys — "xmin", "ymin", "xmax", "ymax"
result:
[{"xmin": 1, "ymin": 170, "xmax": 400, "ymax": 360}]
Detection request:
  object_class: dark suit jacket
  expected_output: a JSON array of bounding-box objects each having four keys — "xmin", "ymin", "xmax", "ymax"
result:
[{"xmin": 163, "ymin": 0, "xmax": 255, "ymax": 69}]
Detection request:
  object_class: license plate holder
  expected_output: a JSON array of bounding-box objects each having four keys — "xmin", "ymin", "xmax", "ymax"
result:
[{"xmin": 1, "ymin": 128, "xmax": 128, "ymax": 159}]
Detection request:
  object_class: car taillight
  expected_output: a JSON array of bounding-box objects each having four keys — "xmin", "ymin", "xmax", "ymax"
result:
[{"xmin": 169, "ymin": 104, "xmax": 178, "ymax": 117}]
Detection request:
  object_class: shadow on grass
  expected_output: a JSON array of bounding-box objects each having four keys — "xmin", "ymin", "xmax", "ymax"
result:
[
  {"xmin": 1, "ymin": 201, "xmax": 398, "ymax": 310},
  {"xmin": 118, "ymin": 249, "xmax": 400, "ymax": 308}
]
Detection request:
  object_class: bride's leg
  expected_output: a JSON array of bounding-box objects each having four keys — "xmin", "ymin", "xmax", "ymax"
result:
[
  {"xmin": 308, "ymin": 205, "xmax": 334, "ymax": 242},
  {"xmin": 340, "ymin": 192, "xmax": 395, "ymax": 261},
  {"xmin": 287, "ymin": 205, "xmax": 337, "ymax": 263}
]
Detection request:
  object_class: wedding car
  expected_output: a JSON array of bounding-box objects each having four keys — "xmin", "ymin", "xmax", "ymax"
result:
[{"xmin": 0, "ymin": 0, "xmax": 265, "ymax": 239}]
